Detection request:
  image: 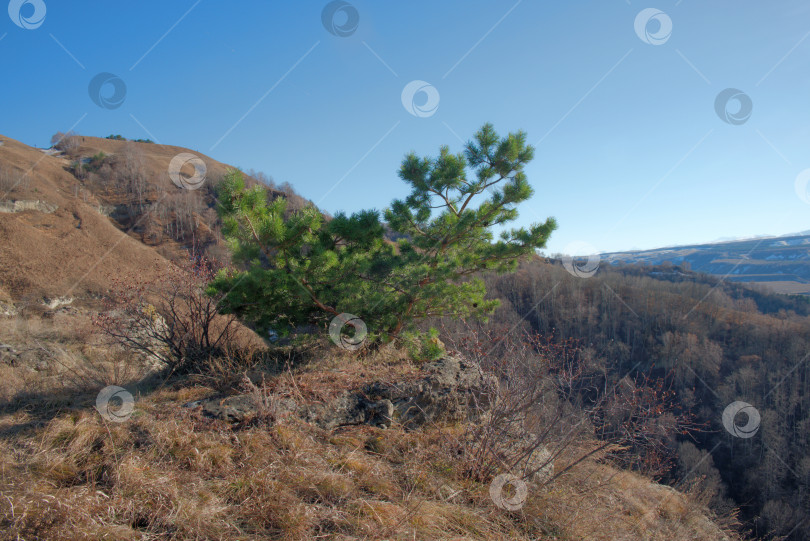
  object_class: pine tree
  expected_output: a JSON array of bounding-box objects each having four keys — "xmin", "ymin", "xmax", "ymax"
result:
[{"xmin": 208, "ymin": 123, "xmax": 557, "ymax": 343}]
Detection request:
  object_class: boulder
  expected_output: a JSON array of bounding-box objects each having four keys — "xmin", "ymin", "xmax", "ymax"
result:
[
  {"xmin": 523, "ymin": 444, "xmax": 554, "ymax": 484},
  {"xmin": 186, "ymin": 394, "xmax": 298, "ymax": 423},
  {"xmin": 189, "ymin": 355, "xmax": 497, "ymax": 430},
  {"xmin": 362, "ymin": 355, "xmax": 497, "ymax": 429}
]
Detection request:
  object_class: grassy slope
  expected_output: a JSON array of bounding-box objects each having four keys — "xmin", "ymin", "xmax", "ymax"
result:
[
  {"xmin": 0, "ymin": 345, "xmax": 739, "ymax": 540},
  {"xmin": 0, "ymin": 135, "xmax": 177, "ymax": 301}
]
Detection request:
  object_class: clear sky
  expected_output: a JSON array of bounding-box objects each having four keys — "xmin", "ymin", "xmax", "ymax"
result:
[{"xmin": 3, "ymin": 1, "xmax": 810, "ymax": 254}]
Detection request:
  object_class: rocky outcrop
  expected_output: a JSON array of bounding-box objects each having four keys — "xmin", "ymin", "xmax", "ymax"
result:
[
  {"xmin": 189, "ymin": 356, "xmax": 498, "ymax": 430},
  {"xmin": 0, "ymin": 200, "xmax": 58, "ymax": 213},
  {"xmin": 0, "ymin": 300, "xmax": 16, "ymax": 317},
  {"xmin": 42, "ymin": 296, "xmax": 73, "ymax": 310},
  {"xmin": 356, "ymin": 355, "xmax": 496, "ymax": 430},
  {"xmin": 96, "ymin": 204, "xmax": 116, "ymax": 217}
]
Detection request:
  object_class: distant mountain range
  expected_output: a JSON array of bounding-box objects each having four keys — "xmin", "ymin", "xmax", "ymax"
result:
[
  {"xmin": 707, "ymin": 230, "xmax": 810, "ymax": 243},
  {"xmin": 602, "ymin": 233, "xmax": 810, "ymax": 295}
]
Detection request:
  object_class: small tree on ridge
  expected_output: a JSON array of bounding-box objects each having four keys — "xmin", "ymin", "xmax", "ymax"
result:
[{"xmin": 208, "ymin": 123, "xmax": 557, "ymax": 343}]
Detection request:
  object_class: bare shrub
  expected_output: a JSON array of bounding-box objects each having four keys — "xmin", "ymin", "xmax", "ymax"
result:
[
  {"xmin": 441, "ymin": 321, "xmax": 695, "ymax": 487},
  {"xmin": 245, "ymin": 168, "xmax": 276, "ymax": 189},
  {"xmin": 68, "ymin": 159, "xmax": 87, "ymax": 181},
  {"xmin": 0, "ymin": 166, "xmax": 30, "ymax": 193},
  {"xmin": 165, "ymin": 190, "xmax": 203, "ymax": 241},
  {"xmin": 118, "ymin": 142, "xmax": 148, "ymax": 209},
  {"xmin": 92, "ymin": 256, "xmax": 250, "ymax": 377},
  {"xmin": 32, "ymin": 342, "xmax": 149, "ymax": 391}
]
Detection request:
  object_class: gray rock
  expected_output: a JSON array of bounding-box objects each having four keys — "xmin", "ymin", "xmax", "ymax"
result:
[
  {"xmin": 0, "ymin": 301, "xmax": 16, "ymax": 317},
  {"xmin": 189, "ymin": 355, "xmax": 497, "ymax": 431},
  {"xmin": 304, "ymin": 394, "xmax": 395, "ymax": 430},
  {"xmin": 363, "ymin": 356, "xmax": 497, "ymax": 429},
  {"xmin": 190, "ymin": 394, "xmax": 299, "ymax": 423},
  {"xmin": 523, "ymin": 445, "xmax": 554, "ymax": 484},
  {"xmin": 0, "ymin": 200, "xmax": 57, "ymax": 214},
  {"xmin": 200, "ymin": 395, "xmax": 263, "ymax": 423}
]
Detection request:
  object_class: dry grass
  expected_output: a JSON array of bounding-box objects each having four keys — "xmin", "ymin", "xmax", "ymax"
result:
[
  {"xmin": 0, "ymin": 307, "xmax": 155, "ymax": 407},
  {"xmin": 0, "ymin": 383, "xmax": 741, "ymax": 540},
  {"xmin": 0, "ymin": 398, "xmax": 536, "ymax": 540}
]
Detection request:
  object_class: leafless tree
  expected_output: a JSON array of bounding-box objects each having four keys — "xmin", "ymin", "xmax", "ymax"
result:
[
  {"xmin": 118, "ymin": 142, "xmax": 148, "ymax": 209},
  {"xmin": 165, "ymin": 190, "xmax": 203, "ymax": 240},
  {"xmin": 50, "ymin": 131, "xmax": 80, "ymax": 155}
]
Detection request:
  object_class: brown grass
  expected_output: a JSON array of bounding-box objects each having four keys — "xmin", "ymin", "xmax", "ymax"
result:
[{"xmin": 0, "ymin": 361, "xmax": 741, "ymax": 540}]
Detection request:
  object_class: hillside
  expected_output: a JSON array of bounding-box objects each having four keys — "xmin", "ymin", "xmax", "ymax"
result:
[
  {"xmin": 601, "ymin": 234, "xmax": 810, "ymax": 295},
  {"xmin": 0, "ymin": 134, "xmax": 172, "ymax": 302},
  {"xmin": 0, "ymin": 133, "xmax": 743, "ymax": 540},
  {"xmin": 0, "ymin": 133, "xmax": 320, "ymax": 301}
]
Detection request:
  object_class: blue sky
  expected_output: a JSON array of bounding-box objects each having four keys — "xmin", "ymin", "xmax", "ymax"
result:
[{"xmin": 3, "ymin": 1, "xmax": 810, "ymax": 253}]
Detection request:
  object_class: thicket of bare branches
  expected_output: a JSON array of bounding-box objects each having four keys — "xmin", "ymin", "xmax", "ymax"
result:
[
  {"xmin": 50, "ymin": 131, "xmax": 80, "ymax": 155},
  {"xmin": 0, "ymin": 166, "xmax": 30, "ymax": 193},
  {"xmin": 119, "ymin": 142, "xmax": 148, "ymax": 210},
  {"xmin": 441, "ymin": 322, "xmax": 696, "ymax": 487},
  {"xmin": 66, "ymin": 146, "xmax": 216, "ymax": 248},
  {"xmin": 92, "ymin": 257, "xmax": 251, "ymax": 377}
]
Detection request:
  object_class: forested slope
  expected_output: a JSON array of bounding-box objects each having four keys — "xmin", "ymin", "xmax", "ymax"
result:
[{"xmin": 456, "ymin": 259, "xmax": 810, "ymax": 539}]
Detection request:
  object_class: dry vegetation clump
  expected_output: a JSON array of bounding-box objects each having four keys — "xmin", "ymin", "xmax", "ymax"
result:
[
  {"xmin": 0, "ymin": 391, "xmax": 518, "ymax": 539},
  {"xmin": 91, "ymin": 255, "xmax": 272, "ymax": 386},
  {"xmin": 0, "ymin": 164, "xmax": 31, "ymax": 193}
]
